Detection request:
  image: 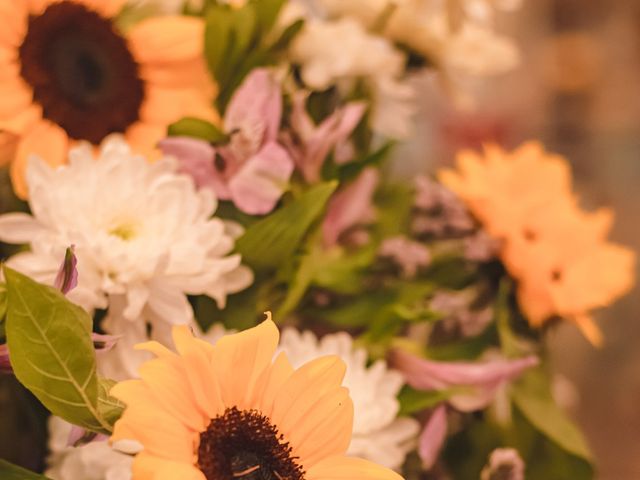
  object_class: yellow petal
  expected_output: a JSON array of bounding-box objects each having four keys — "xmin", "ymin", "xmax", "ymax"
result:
[
  {"xmin": 137, "ymin": 356, "xmax": 210, "ymax": 432},
  {"xmin": 0, "ymin": 2, "xmax": 27, "ymax": 47},
  {"xmin": 76, "ymin": 0, "xmax": 127, "ymax": 18},
  {"xmin": 210, "ymin": 319, "xmax": 280, "ymax": 408},
  {"xmin": 0, "ymin": 76, "xmax": 35, "ymax": 120},
  {"xmin": 11, "ymin": 119, "xmax": 68, "ymax": 199},
  {"xmin": 287, "ymin": 387, "xmax": 353, "ymax": 468},
  {"xmin": 132, "ymin": 453, "xmax": 205, "ymax": 480},
  {"xmin": 112, "ymin": 407, "xmax": 195, "ymax": 462},
  {"xmin": 172, "ymin": 326, "xmax": 225, "ymax": 419},
  {"xmin": 139, "ymin": 58, "xmax": 215, "ymax": 93},
  {"xmin": 573, "ymin": 314, "xmax": 603, "ymax": 348},
  {"xmin": 270, "ymin": 356, "xmax": 346, "ymax": 437},
  {"xmin": 305, "ymin": 456, "xmax": 404, "ymax": 480},
  {"xmin": 129, "ymin": 16, "xmax": 205, "ymax": 64},
  {"xmin": 252, "ymin": 351, "xmax": 294, "ymax": 417},
  {"xmin": 140, "ymin": 84, "xmax": 217, "ymax": 125},
  {"xmin": 124, "ymin": 121, "xmax": 167, "ymax": 160}
]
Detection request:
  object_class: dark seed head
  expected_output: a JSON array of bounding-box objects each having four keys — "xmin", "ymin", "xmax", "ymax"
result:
[
  {"xmin": 198, "ymin": 407, "xmax": 305, "ymax": 480},
  {"xmin": 19, "ymin": 1, "xmax": 144, "ymax": 143}
]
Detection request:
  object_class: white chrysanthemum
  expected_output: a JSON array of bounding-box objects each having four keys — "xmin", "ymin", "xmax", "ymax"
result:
[
  {"xmin": 289, "ymin": 17, "xmax": 416, "ymax": 138},
  {"xmin": 278, "ymin": 328, "xmax": 420, "ymax": 470},
  {"xmin": 0, "ymin": 136, "xmax": 252, "ymax": 339},
  {"xmin": 45, "ymin": 417, "xmax": 133, "ymax": 480}
]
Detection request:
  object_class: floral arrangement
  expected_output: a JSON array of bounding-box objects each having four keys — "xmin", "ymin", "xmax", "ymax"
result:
[{"xmin": 0, "ymin": 1, "xmax": 635, "ymax": 479}]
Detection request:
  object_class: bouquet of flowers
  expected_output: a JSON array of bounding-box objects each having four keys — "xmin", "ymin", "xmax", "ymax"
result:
[{"xmin": 0, "ymin": 1, "xmax": 635, "ymax": 479}]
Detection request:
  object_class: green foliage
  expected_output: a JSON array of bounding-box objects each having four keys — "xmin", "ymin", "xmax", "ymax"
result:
[
  {"xmin": 512, "ymin": 365, "xmax": 592, "ymax": 461},
  {"xmin": 0, "ymin": 459, "xmax": 51, "ymax": 479},
  {"xmin": 204, "ymin": 1, "xmax": 302, "ymax": 111},
  {"xmin": 336, "ymin": 142, "xmax": 394, "ymax": 183},
  {"xmin": 442, "ymin": 408, "xmax": 594, "ymax": 480},
  {"xmin": 397, "ymin": 386, "xmax": 453, "ymax": 416},
  {"xmin": 3, "ymin": 267, "xmax": 122, "ymax": 434},
  {"xmin": 250, "ymin": 0, "xmax": 287, "ymax": 35},
  {"xmin": 168, "ymin": 117, "xmax": 229, "ymax": 143},
  {"xmin": 236, "ymin": 182, "xmax": 337, "ymax": 272}
]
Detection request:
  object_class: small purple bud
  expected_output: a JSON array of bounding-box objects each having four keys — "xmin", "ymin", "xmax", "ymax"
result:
[{"xmin": 53, "ymin": 246, "xmax": 78, "ymax": 295}]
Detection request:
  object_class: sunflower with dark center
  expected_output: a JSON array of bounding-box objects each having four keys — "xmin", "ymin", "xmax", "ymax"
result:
[
  {"xmin": 0, "ymin": 0, "xmax": 218, "ymax": 198},
  {"xmin": 110, "ymin": 318, "xmax": 405, "ymax": 480}
]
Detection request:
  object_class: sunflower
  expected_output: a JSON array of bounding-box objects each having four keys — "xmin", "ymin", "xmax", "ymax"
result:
[
  {"xmin": 439, "ymin": 142, "xmax": 635, "ymax": 345},
  {"xmin": 0, "ymin": 0, "xmax": 217, "ymax": 198},
  {"xmin": 110, "ymin": 317, "xmax": 404, "ymax": 480}
]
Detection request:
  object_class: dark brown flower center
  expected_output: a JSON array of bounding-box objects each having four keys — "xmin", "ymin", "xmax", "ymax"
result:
[
  {"xmin": 19, "ymin": 1, "xmax": 144, "ymax": 144},
  {"xmin": 198, "ymin": 407, "xmax": 305, "ymax": 480}
]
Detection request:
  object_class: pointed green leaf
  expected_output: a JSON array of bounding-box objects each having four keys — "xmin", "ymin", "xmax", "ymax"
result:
[
  {"xmin": 251, "ymin": 0, "xmax": 287, "ymax": 34},
  {"xmin": 4, "ymin": 267, "xmax": 113, "ymax": 434},
  {"xmin": 512, "ymin": 366, "xmax": 592, "ymax": 460},
  {"xmin": 168, "ymin": 117, "xmax": 229, "ymax": 143},
  {"xmin": 98, "ymin": 378, "xmax": 125, "ymax": 427},
  {"xmin": 0, "ymin": 460, "xmax": 52, "ymax": 479},
  {"xmin": 235, "ymin": 182, "xmax": 338, "ymax": 271}
]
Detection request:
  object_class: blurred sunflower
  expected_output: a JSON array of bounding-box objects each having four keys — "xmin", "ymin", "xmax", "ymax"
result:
[
  {"xmin": 0, "ymin": 0, "xmax": 217, "ymax": 197},
  {"xmin": 440, "ymin": 142, "xmax": 636, "ymax": 345},
  {"xmin": 110, "ymin": 318, "xmax": 403, "ymax": 480}
]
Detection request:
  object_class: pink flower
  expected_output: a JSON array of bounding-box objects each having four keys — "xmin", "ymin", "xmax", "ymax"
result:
[
  {"xmin": 393, "ymin": 349, "xmax": 538, "ymax": 411},
  {"xmin": 322, "ymin": 168, "xmax": 379, "ymax": 248},
  {"xmin": 392, "ymin": 349, "xmax": 538, "ymax": 469},
  {"xmin": 418, "ymin": 405, "xmax": 448, "ymax": 469},
  {"xmin": 0, "ymin": 345, "xmax": 10, "ymax": 375},
  {"xmin": 161, "ymin": 69, "xmax": 295, "ymax": 215},
  {"xmin": 285, "ymin": 92, "xmax": 366, "ymax": 183}
]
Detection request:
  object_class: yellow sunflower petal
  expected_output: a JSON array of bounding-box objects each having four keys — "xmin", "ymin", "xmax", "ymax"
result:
[
  {"xmin": 132, "ymin": 452, "xmax": 205, "ymax": 480},
  {"xmin": 270, "ymin": 356, "xmax": 346, "ymax": 436},
  {"xmin": 210, "ymin": 319, "xmax": 280, "ymax": 408},
  {"xmin": 287, "ymin": 387, "xmax": 353, "ymax": 468},
  {"xmin": 128, "ymin": 16, "xmax": 205, "ymax": 64},
  {"xmin": 171, "ymin": 326, "xmax": 225, "ymax": 419},
  {"xmin": 112, "ymin": 407, "xmax": 195, "ymax": 462},
  {"xmin": 136, "ymin": 356, "xmax": 210, "ymax": 432},
  {"xmin": 25, "ymin": 0, "xmax": 51, "ymax": 15},
  {"xmin": 11, "ymin": 119, "xmax": 68, "ymax": 199},
  {"xmin": 139, "ymin": 59, "xmax": 215, "ymax": 93},
  {"xmin": 0, "ymin": 77, "xmax": 35, "ymax": 120},
  {"xmin": 124, "ymin": 121, "xmax": 167, "ymax": 160},
  {"xmin": 135, "ymin": 340, "xmax": 176, "ymax": 359},
  {"xmin": 75, "ymin": 0, "xmax": 127, "ymax": 18},
  {"xmin": 140, "ymin": 84, "xmax": 217, "ymax": 125},
  {"xmin": 252, "ymin": 351, "xmax": 294, "ymax": 417},
  {"xmin": 0, "ymin": 2, "xmax": 27, "ymax": 47},
  {"xmin": 305, "ymin": 456, "xmax": 403, "ymax": 480}
]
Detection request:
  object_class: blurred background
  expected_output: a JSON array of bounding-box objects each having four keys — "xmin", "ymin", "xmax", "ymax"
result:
[{"xmin": 395, "ymin": 0, "xmax": 640, "ymax": 477}]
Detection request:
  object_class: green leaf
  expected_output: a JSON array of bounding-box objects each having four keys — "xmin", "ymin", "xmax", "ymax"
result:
[
  {"xmin": 204, "ymin": 7, "xmax": 235, "ymax": 80},
  {"xmin": 0, "ymin": 459, "xmax": 51, "ymax": 479},
  {"xmin": 168, "ymin": 117, "xmax": 229, "ymax": 143},
  {"xmin": 235, "ymin": 182, "xmax": 337, "ymax": 272},
  {"xmin": 337, "ymin": 141, "xmax": 393, "ymax": 183},
  {"xmin": 397, "ymin": 386, "xmax": 452, "ymax": 416},
  {"xmin": 3, "ymin": 267, "xmax": 113, "ymax": 434},
  {"xmin": 512, "ymin": 366, "xmax": 592, "ymax": 460},
  {"xmin": 98, "ymin": 378, "xmax": 125, "ymax": 427},
  {"xmin": 269, "ymin": 19, "xmax": 304, "ymax": 52},
  {"xmin": 251, "ymin": 0, "xmax": 287, "ymax": 35}
]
